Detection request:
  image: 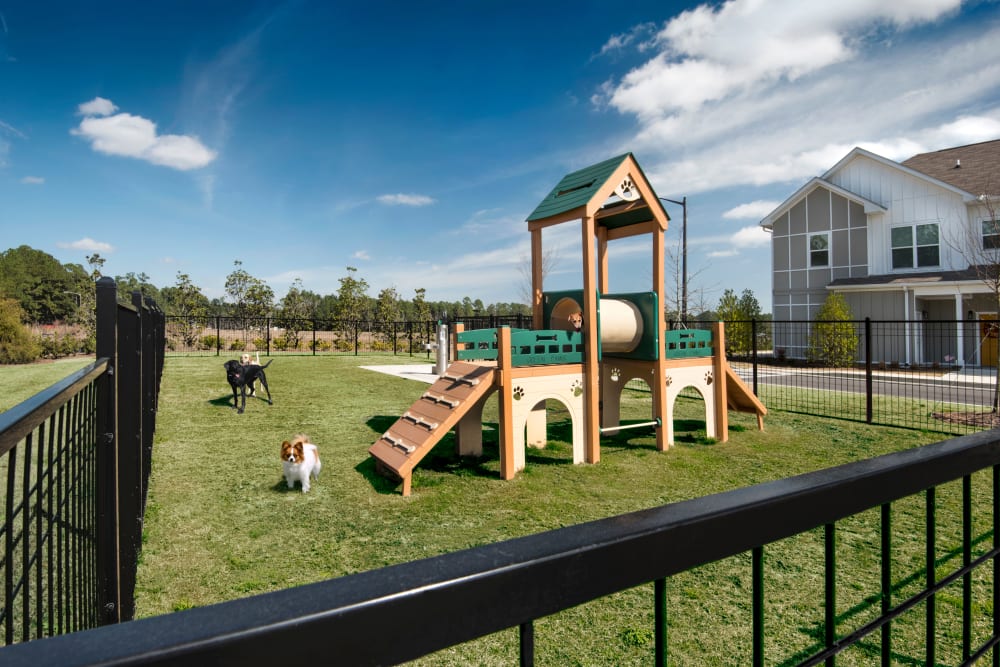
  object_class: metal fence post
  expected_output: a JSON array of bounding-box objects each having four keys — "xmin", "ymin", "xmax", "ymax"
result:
[
  {"xmin": 215, "ymin": 316, "xmax": 221, "ymax": 356},
  {"xmin": 94, "ymin": 277, "xmax": 120, "ymax": 626},
  {"xmin": 865, "ymin": 318, "xmax": 873, "ymax": 424},
  {"xmin": 751, "ymin": 318, "xmax": 759, "ymax": 396}
]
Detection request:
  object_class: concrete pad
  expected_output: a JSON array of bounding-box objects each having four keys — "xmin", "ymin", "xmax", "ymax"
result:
[{"xmin": 361, "ymin": 364, "xmax": 437, "ymax": 384}]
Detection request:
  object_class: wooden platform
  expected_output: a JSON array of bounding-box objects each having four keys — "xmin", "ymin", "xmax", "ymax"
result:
[{"xmin": 369, "ymin": 361, "xmax": 497, "ymax": 496}]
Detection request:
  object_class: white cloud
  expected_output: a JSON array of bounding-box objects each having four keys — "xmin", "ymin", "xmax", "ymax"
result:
[
  {"xmin": 76, "ymin": 97, "xmax": 117, "ymax": 116},
  {"xmin": 731, "ymin": 225, "xmax": 770, "ymax": 248},
  {"xmin": 376, "ymin": 193, "xmax": 436, "ymax": 206},
  {"xmin": 71, "ymin": 98, "xmax": 217, "ymax": 171},
  {"xmin": 723, "ymin": 200, "xmax": 781, "ymax": 220},
  {"xmin": 352, "ymin": 250, "xmax": 371, "ymax": 260},
  {"xmin": 19, "ymin": 175, "xmax": 44, "ymax": 185},
  {"xmin": 708, "ymin": 249, "xmax": 739, "ymax": 258},
  {"xmin": 57, "ymin": 237, "xmax": 114, "ymax": 252},
  {"xmin": 595, "ymin": 0, "xmax": 989, "ymax": 195}
]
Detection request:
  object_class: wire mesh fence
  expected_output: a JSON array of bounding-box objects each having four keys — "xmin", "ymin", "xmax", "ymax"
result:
[
  {"xmin": 163, "ymin": 315, "xmax": 531, "ymax": 356},
  {"xmin": 718, "ymin": 318, "xmax": 998, "ymax": 436}
]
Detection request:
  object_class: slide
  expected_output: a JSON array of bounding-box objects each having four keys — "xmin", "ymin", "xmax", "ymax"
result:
[
  {"xmin": 369, "ymin": 361, "xmax": 496, "ymax": 495},
  {"xmin": 723, "ymin": 362, "xmax": 767, "ymax": 427}
]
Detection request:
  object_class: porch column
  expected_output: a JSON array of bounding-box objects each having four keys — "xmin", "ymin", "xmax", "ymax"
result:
[{"xmin": 954, "ymin": 293, "xmax": 965, "ymax": 366}]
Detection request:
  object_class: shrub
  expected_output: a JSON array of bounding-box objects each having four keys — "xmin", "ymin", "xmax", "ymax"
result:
[
  {"xmin": 0, "ymin": 298, "xmax": 42, "ymax": 363},
  {"xmin": 311, "ymin": 339, "xmax": 332, "ymax": 352},
  {"xmin": 38, "ymin": 332, "xmax": 83, "ymax": 359},
  {"xmin": 807, "ymin": 293, "xmax": 857, "ymax": 367},
  {"xmin": 199, "ymin": 335, "xmax": 220, "ymax": 351},
  {"xmin": 229, "ymin": 339, "xmax": 246, "ymax": 351}
]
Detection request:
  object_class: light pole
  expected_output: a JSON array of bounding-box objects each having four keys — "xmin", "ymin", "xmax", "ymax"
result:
[{"xmin": 660, "ymin": 196, "xmax": 687, "ymax": 324}]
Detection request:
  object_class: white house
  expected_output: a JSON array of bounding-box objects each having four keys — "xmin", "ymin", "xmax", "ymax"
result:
[{"xmin": 760, "ymin": 139, "xmax": 1000, "ymax": 366}]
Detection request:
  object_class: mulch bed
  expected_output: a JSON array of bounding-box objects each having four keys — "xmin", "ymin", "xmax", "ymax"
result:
[{"xmin": 933, "ymin": 411, "xmax": 1000, "ymax": 428}]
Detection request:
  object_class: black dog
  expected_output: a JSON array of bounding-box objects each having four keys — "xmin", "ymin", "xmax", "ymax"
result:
[{"xmin": 224, "ymin": 359, "xmax": 273, "ymax": 413}]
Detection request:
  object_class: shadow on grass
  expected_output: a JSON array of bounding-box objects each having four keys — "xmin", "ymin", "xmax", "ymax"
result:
[
  {"xmin": 208, "ymin": 393, "xmax": 272, "ymax": 410},
  {"xmin": 358, "ymin": 416, "xmax": 506, "ymax": 494}
]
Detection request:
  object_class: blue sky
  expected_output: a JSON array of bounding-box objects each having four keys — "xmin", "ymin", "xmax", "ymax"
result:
[{"xmin": 2, "ymin": 1, "xmax": 1000, "ymax": 313}]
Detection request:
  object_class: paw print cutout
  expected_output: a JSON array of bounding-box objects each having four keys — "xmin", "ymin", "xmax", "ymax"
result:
[
  {"xmin": 704, "ymin": 371, "xmax": 713, "ymax": 386},
  {"xmin": 665, "ymin": 375, "xmax": 673, "ymax": 387},
  {"xmin": 609, "ymin": 367, "xmax": 621, "ymax": 382},
  {"xmin": 513, "ymin": 386, "xmax": 524, "ymax": 400},
  {"xmin": 570, "ymin": 379, "xmax": 583, "ymax": 397}
]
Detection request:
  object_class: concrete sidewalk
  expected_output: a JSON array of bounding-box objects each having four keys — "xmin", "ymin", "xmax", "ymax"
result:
[{"xmin": 360, "ymin": 364, "xmax": 438, "ymax": 384}]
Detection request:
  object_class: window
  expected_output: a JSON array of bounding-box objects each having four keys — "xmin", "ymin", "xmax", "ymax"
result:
[
  {"xmin": 891, "ymin": 223, "xmax": 939, "ymax": 269},
  {"xmin": 983, "ymin": 219, "xmax": 1000, "ymax": 250},
  {"xmin": 809, "ymin": 233, "xmax": 829, "ymax": 266}
]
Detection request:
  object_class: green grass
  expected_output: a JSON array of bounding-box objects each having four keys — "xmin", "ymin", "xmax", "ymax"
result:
[
  {"xmin": 2, "ymin": 355, "xmax": 994, "ymax": 664},
  {"xmin": 0, "ymin": 356, "xmax": 95, "ymax": 413}
]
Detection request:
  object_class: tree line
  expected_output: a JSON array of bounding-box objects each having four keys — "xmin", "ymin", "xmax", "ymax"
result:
[{"xmin": 0, "ymin": 244, "xmax": 775, "ymax": 362}]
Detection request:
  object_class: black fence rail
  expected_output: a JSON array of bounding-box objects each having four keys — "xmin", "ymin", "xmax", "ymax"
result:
[
  {"xmin": 163, "ymin": 314, "xmax": 529, "ymax": 356},
  {"xmin": 1, "ymin": 428, "xmax": 997, "ymax": 665},
  {"xmin": 0, "ymin": 278, "xmax": 164, "ymax": 647},
  {"xmin": 713, "ymin": 318, "xmax": 998, "ymax": 436}
]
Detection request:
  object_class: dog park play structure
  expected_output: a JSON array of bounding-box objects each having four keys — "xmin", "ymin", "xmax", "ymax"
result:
[{"xmin": 370, "ymin": 153, "xmax": 766, "ymax": 495}]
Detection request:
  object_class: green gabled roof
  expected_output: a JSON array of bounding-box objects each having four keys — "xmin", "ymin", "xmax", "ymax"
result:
[{"xmin": 526, "ymin": 153, "xmax": 631, "ymax": 222}]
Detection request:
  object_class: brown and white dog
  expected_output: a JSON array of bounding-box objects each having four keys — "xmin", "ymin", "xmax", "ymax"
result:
[
  {"xmin": 567, "ymin": 311, "xmax": 584, "ymax": 332},
  {"xmin": 281, "ymin": 434, "xmax": 321, "ymax": 493}
]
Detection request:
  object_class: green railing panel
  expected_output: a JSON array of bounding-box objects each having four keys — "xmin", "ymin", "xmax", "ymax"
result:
[
  {"xmin": 665, "ymin": 329, "xmax": 713, "ymax": 358},
  {"xmin": 457, "ymin": 329, "xmax": 583, "ymax": 366}
]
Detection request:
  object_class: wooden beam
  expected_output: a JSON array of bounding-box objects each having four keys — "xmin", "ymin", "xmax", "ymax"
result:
[
  {"xmin": 581, "ymin": 215, "xmax": 601, "ymax": 464},
  {"xmin": 528, "ymin": 208, "xmax": 585, "ymax": 231},
  {"xmin": 653, "ymin": 226, "xmax": 668, "ymax": 451},
  {"xmin": 597, "ymin": 226, "xmax": 609, "ymax": 295},
  {"xmin": 606, "ymin": 220, "xmax": 660, "ymax": 241},
  {"xmin": 712, "ymin": 322, "xmax": 729, "ymax": 443},
  {"xmin": 531, "ymin": 228, "xmax": 543, "ymax": 330},
  {"xmin": 497, "ymin": 326, "xmax": 516, "ymax": 479}
]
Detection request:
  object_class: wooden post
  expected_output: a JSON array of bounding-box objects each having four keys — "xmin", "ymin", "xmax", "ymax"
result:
[
  {"xmin": 653, "ymin": 226, "xmax": 669, "ymax": 451},
  {"xmin": 713, "ymin": 322, "xmax": 729, "ymax": 443},
  {"xmin": 497, "ymin": 327, "xmax": 516, "ymax": 479},
  {"xmin": 581, "ymin": 216, "xmax": 601, "ymax": 464},
  {"xmin": 598, "ymin": 226, "xmax": 609, "ymax": 295},
  {"xmin": 531, "ymin": 228, "xmax": 544, "ymax": 331}
]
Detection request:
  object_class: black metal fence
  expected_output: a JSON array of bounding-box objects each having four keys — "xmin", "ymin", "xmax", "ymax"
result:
[
  {"xmin": 718, "ymin": 318, "xmax": 999, "ymax": 436},
  {"xmin": 0, "ymin": 277, "xmax": 164, "ymax": 646},
  {"xmin": 163, "ymin": 314, "xmax": 530, "ymax": 356},
  {"xmin": 1, "ymin": 428, "xmax": 997, "ymax": 666}
]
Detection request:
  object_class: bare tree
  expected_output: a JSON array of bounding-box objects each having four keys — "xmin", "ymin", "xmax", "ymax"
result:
[
  {"xmin": 663, "ymin": 233, "xmax": 715, "ymax": 327},
  {"xmin": 517, "ymin": 246, "xmax": 559, "ymax": 307},
  {"xmin": 947, "ymin": 190, "xmax": 1000, "ymax": 411}
]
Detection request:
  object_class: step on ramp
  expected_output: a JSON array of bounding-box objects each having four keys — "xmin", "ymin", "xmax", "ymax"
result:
[{"xmin": 369, "ymin": 361, "xmax": 496, "ymax": 495}]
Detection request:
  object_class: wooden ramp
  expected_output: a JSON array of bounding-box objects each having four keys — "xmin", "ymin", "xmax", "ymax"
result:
[
  {"xmin": 369, "ymin": 361, "xmax": 496, "ymax": 495},
  {"xmin": 724, "ymin": 362, "xmax": 767, "ymax": 429}
]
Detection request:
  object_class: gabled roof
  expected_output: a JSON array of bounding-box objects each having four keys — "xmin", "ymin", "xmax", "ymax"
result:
[
  {"xmin": 527, "ymin": 154, "xmax": 631, "ymax": 222},
  {"xmin": 822, "ymin": 146, "xmax": 973, "ymax": 199},
  {"xmin": 902, "ymin": 139, "xmax": 1000, "ymax": 197},
  {"xmin": 526, "ymin": 153, "xmax": 669, "ymax": 231},
  {"xmin": 759, "ymin": 176, "xmax": 886, "ymax": 229}
]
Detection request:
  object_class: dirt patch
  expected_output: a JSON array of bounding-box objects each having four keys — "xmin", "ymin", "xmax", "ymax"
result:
[{"xmin": 933, "ymin": 411, "xmax": 1000, "ymax": 428}]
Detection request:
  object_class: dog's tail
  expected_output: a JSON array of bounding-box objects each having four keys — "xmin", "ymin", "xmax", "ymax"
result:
[{"xmin": 260, "ymin": 359, "xmax": 274, "ymax": 369}]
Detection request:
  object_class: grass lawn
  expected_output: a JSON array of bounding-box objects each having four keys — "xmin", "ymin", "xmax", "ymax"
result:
[
  {"xmin": 3, "ymin": 354, "xmax": 993, "ymax": 664},
  {"xmin": 0, "ymin": 355, "xmax": 95, "ymax": 413}
]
